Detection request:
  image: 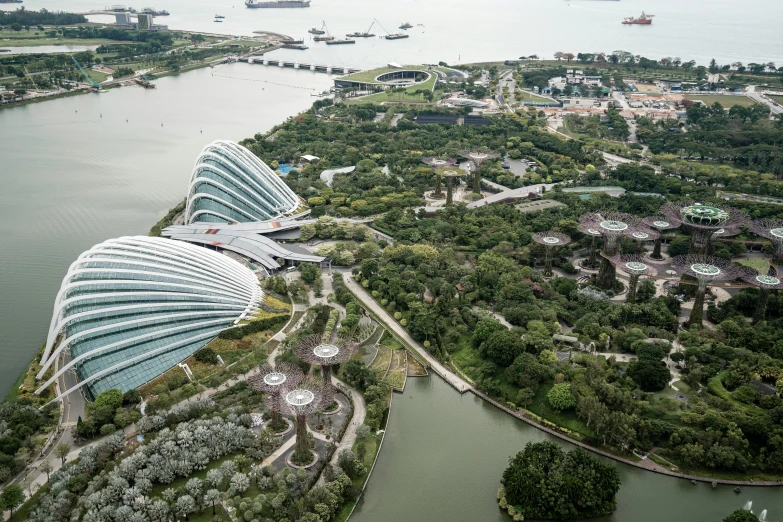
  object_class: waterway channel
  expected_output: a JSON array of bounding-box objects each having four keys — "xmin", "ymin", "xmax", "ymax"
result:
[
  {"xmin": 352, "ymin": 376, "xmax": 782, "ymax": 522},
  {"xmin": 0, "ymin": 63, "xmax": 333, "ymax": 399}
]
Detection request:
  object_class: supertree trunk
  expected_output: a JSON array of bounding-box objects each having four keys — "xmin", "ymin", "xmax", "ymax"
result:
[
  {"xmin": 753, "ymin": 288, "xmax": 770, "ymax": 324},
  {"xmin": 473, "ymin": 169, "xmax": 481, "ymax": 194},
  {"xmin": 270, "ymin": 410, "xmax": 285, "ymax": 432},
  {"xmin": 322, "ymin": 365, "xmax": 332, "ymax": 387},
  {"xmin": 686, "ymin": 285, "xmax": 707, "ymax": 328},
  {"xmin": 652, "ymin": 237, "xmax": 663, "ymax": 259},
  {"xmin": 597, "ymin": 256, "xmax": 617, "ymax": 289},
  {"xmin": 544, "ymin": 248, "xmax": 553, "ymax": 277},
  {"xmin": 588, "ymin": 236, "xmax": 598, "ymax": 268},
  {"xmin": 434, "ymin": 175, "xmax": 443, "ymax": 197},
  {"xmin": 294, "ymin": 414, "xmax": 310, "ymax": 464},
  {"xmin": 689, "ymin": 231, "xmax": 710, "ymax": 256},
  {"xmin": 774, "ymin": 244, "xmax": 783, "ymax": 266},
  {"xmin": 627, "ymin": 274, "xmax": 640, "ymax": 303}
]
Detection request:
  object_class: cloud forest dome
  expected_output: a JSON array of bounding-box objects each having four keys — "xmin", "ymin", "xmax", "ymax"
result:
[
  {"xmin": 185, "ymin": 140, "xmax": 302, "ymax": 224},
  {"xmin": 36, "ymin": 236, "xmax": 262, "ymax": 401}
]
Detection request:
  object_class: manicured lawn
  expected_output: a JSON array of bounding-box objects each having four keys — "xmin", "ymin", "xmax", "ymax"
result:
[
  {"xmin": 768, "ymin": 94, "xmax": 783, "ymax": 105},
  {"xmin": 684, "ymin": 94, "xmax": 758, "ymax": 108},
  {"xmin": 516, "ymin": 89, "xmax": 556, "ymax": 104},
  {"xmin": 737, "ymin": 257, "xmax": 773, "ymax": 273},
  {"xmin": 672, "ymin": 380, "xmax": 692, "ymax": 394},
  {"xmin": 341, "ymin": 65, "xmax": 426, "ymax": 84}
]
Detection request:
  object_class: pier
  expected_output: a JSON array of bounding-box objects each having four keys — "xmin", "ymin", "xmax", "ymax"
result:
[{"xmin": 240, "ymin": 57, "xmax": 361, "ymax": 75}]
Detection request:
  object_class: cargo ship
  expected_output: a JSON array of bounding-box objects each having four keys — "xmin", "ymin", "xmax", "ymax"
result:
[
  {"xmin": 326, "ymin": 38, "xmax": 355, "ymax": 45},
  {"xmin": 385, "ymin": 33, "xmax": 409, "ymax": 40},
  {"xmin": 0, "ymin": 0, "xmax": 24, "ymax": 4},
  {"xmin": 622, "ymin": 12, "xmax": 654, "ymax": 24},
  {"xmin": 313, "ymin": 34, "xmax": 334, "ymax": 42},
  {"xmin": 140, "ymin": 7, "xmax": 170, "ymax": 15},
  {"xmin": 245, "ymin": 0, "xmax": 310, "ymax": 7}
]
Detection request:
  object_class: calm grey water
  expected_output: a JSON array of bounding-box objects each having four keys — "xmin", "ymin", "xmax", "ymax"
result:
[
  {"xmin": 18, "ymin": 0, "xmax": 783, "ymax": 68},
  {"xmin": 0, "ymin": 63, "xmax": 333, "ymax": 398},
  {"xmin": 352, "ymin": 376, "xmax": 783, "ymax": 522}
]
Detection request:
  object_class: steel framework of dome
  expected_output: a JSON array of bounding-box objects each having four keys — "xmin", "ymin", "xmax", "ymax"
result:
[
  {"xmin": 282, "ymin": 376, "xmax": 333, "ymax": 465},
  {"xmin": 37, "ymin": 236, "xmax": 262, "ymax": 402},
  {"xmin": 750, "ymin": 218, "xmax": 783, "ymax": 264},
  {"xmin": 532, "ymin": 232, "xmax": 572, "ymax": 277},
  {"xmin": 248, "ymin": 362, "xmax": 304, "ymax": 431},
  {"xmin": 661, "ymin": 202, "xmax": 747, "ymax": 255},
  {"xmin": 607, "ymin": 254, "xmax": 657, "ymax": 303},
  {"xmin": 460, "ymin": 148, "xmax": 499, "ymax": 194},
  {"xmin": 579, "ymin": 212, "xmax": 645, "ymax": 289},
  {"xmin": 741, "ymin": 269, "xmax": 783, "ymax": 323},
  {"xmin": 295, "ymin": 334, "xmax": 356, "ymax": 387},
  {"xmin": 671, "ymin": 255, "xmax": 744, "ymax": 327},
  {"xmin": 642, "ymin": 215, "xmax": 682, "ymax": 259},
  {"xmin": 185, "ymin": 140, "xmax": 302, "ymax": 224},
  {"xmin": 422, "ymin": 157, "xmax": 456, "ymax": 198}
]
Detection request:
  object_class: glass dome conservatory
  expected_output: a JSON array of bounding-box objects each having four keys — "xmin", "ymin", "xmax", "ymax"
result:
[
  {"xmin": 36, "ymin": 236, "xmax": 262, "ymax": 400},
  {"xmin": 185, "ymin": 140, "xmax": 301, "ymax": 224}
]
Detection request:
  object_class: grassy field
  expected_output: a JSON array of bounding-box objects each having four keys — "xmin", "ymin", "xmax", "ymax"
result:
[
  {"xmin": 516, "ymin": 89, "xmax": 556, "ymax": 103},
  {"xmin": 767, "ymin": 94, "xmax": 783, "ymax": 105},
  {"xmin": 737, "ymin": 257, "xmax": 773, "ymax": 273},
  {"xmin": 0, "ymin": 28, "xmax": 127, "ymax": 47},
  {"xmin": 683, "ymin": 94, "xmax": 759, "ymax": 108},
  {"xmin": 341, "ymin": 64, "xmax": 427, "ymax": 83}
]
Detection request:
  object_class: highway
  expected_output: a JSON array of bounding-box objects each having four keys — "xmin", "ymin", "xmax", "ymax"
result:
[{"xmin": 747, "ymin": 85, "xmax": 783, "ymax": 115}]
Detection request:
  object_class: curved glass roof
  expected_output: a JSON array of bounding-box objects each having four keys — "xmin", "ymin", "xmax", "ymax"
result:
[
  {"xmin": 37, "ymin": 236, "xmax": 262, "ymax": 400},
  {"xmin": 185, "ymin": 140, "xmax": 300, "ymax": 224}
]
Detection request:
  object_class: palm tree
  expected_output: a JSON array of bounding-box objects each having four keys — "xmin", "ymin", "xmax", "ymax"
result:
[{"xmin": 204, "ymin": 489, "xmax": 221, "ymax": 515}]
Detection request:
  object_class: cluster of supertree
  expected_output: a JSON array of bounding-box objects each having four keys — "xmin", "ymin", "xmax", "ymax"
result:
[
  {"xmin": 606, "ymin": 254, "xmax": 657, "ymax": 303},
  {"xmin": 421, "ymin": 157, "xmax": 456, "ymax": 199},
  {"xmin": 460, "ymin": 148, "xmax": 499, "ymax": 194},
  {"xmin": 750, "ymin": 218, "xmax": 783, "ymax": 265},
  {"xmin": 283, "ymin": 376, "xmax": 333, "ymax": 465},
  {"xmin": 532, "ymin": 231, "xmax": 571, "ymax": 277},
  {"xmin": 578, "ymin": 212, "xmax": 647, "ymax": 289},
  {"xmin": 248, "ymin": 362, "xmax": 303, "ymax": 432},
  {"xmin": 295, "ymin": 334, "xmax": 355, "ymax": 387},
  {"xmin": 742, "ymin": 270, "xmax": 783, "ymax": 324}
]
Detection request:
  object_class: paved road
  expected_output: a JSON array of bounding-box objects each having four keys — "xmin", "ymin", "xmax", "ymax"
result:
[
  {"xmin": 466, "ymin": 182, "xmax": 556, "ymax": 208},
  {"xmin": 337, "ymin": 270, "xmax": 471, "ymax": 393},
  {"xmin": 747, "ymin": 85, "xmax": 783, "ymax": 115}
]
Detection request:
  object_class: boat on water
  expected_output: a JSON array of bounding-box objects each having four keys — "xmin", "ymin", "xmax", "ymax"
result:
[
  {"xmin": 213, "ymin": 18, "xmax": 223, "ymax": 22},
  {"xmin": 326, "ymin": 38, "xmax": 355, "ymax": 45},
  {"xmin": 385, "ymin": 33, "xmax": 409, "ymax": 40},
  {"xmin": 313, "ymin": 35, "xmax": 335, "ymax": 42},
  {"xmin": 622, "ymin": 11, "xmax": 654, "ymax": 24},
  {"xmin": 308, "ymin": 27, "xmax": 325, "ymax": 35},
  {"xmin": 140, "ymin": 7, "xmax": 169, "ymax": 15},
  {"xmin": 214, "ymin": 14, "xmax": 225, "ymax": 18},
  {"xmin": 285, "ymin": 38, "xmax": 304, "ymax": 44},
  {"xmin": 399, "ymin": 22, "xmax": 412, "ymax": 29},
  {"xmin": 0, "ymin": 0, "xmax": 24, "ymax": 4},
  {"xmin": 347, "ymin": 20, "xmax": 375, "ymax": 38},
  {"xmin": 245, "ymin": 0, "xmax": 310, "ymax": 8},
  {"xmin": 283, "ymin": 43, "xmax": 308, "ymax": 49}
]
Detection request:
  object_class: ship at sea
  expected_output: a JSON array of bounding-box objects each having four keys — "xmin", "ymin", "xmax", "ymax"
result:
[
  {"xmin": 347, "ymin": 20, "xmax": 375, "ymax": 38},
  {"xmin": 245, "ymin": 0, "xmax": 310, "ymax": 8},
  {"xmin": 0, "ymin": 0, "xmax": 24, "ymax": 4},
  {"xmin": 622, "ymin": 11, "xmax": 654, "ymax": 25},
  {"xmin": 140, "ymin": 7, "xmax": 170, "ymax": 15},
  {"xmin": 399, "ymin": 22, "xmax": 412, "ymax": 29},
  {"xmin": 308, "ymin": 26, "xmax": 325, "ymax": 34},
  {"xmin": 385, "ymin": 33, "xmax": 409, "ymax": 40},
  {"xmin": 327, "ymin": 38, "xmax": 355, "ymax": 45}
]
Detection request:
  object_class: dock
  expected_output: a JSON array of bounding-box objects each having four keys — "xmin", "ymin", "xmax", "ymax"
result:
[{"xmin": 240, "ymin": 57, "xmax": 361, "ymax": 75}]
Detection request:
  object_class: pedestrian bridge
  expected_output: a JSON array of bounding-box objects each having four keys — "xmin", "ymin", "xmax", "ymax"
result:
[{"xmin": 240, "ymin": 57, "xmax": 361, "ymax": 75}]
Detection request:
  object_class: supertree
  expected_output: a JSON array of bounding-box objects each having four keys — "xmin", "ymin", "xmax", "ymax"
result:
[
  {"xmin": 532, "ymin": 232, "xmax": 572, "ymax": 277},
  {"xmin": 750, "ymin": 218, "xmax": 783, "ymax": 265},
  {"xmin": 671, "ymin": 255, "xmax": 744, "ymax": 328},
  {"xmin": 741, "ymin": 269, "xmax": 783, "ymax": 324},
  {"xmin": 295, "ymin": 334, "xmax": 355, "ymax": 387},
  {"xmin": 607, "ymin": 254, "xmax": 657, "ymax": 303},
  {"xmin": 661, "ymin": 202, "xmax": 747, "ymax": 255},
  {"xmin": 248, "ymin": 362, "xmax": 304, "ymax": 432},
  {"xmin": 642, "ymin": 215, "xmax": 681, "ymax": 259},
  {"xmin": 630, "ymin": 228, "xmax": 660, "ymax": 255},
  {"xmin": 579, "ymin": 212, "xmax": 644, "ymax": 289},
  {"xmin": 435, "ymin": 167, "xmax": 467, "ymax": 205},
  {"xmin": 460, "ymin": 148, "xmax": 499, "ymax": 194},
  {"xmin": 707, "ymin": 227, "xmax": 742, "ymax": 256},
  {"xmin": 282, "ymin": 376, "xmax": 333, "ymax": 466},
  {"xmin": 422, "ymin": 157, "xmax": 456, "ymax": 199},
  {"xmin": 577, "ymin": 223, "xmax": 603, "ymax": 269}
]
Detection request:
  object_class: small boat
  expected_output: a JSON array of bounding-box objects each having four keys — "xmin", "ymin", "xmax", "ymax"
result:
[
  {"xmin": 622, "ymin": 11, "xmax": 654, "ymax": 25},
  {"xmin": 733, "ymin": 487, "xmax": 741, "ymax": 494},
  {"xmin": 711, "ymin": 481, "xmax": 717, "ymax": 489},
  {"xmin": 326, "ymin": 38, "xmax": 355, "ymax": 45},
  {"xmin": 214, "ymin": 14, "xmax": 225, "ymax": 18},
  {"xmin": 385, "ymin": 33, "xmax": 409, "ymax": 40},
  {"xmin": 213, "ymin": 18, "xmax": 223, "ymax": 22},
  {"xmin": 313, "ymin": 35, "xmax": 334, "ymax": 42},
  {"xmin": 399, "ymin": 22, "xmax": 412, "ymax": 29},
  {"xmin": 308, "ymin": 23, "xmax": 326, "ymax": 34},
  {"xmin": 347, "ymin": 31, "xmax": 374, "ymax": 37}
]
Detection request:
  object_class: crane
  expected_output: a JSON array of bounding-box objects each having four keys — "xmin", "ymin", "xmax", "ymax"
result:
[{"xmin": 71, "ymin": 56, "xmax": 100, "ymax": 90}]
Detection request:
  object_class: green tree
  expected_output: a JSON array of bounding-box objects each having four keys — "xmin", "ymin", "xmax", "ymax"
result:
[
  {"xmin": 1, "ymin": 484, "xmax": 25, "ymax": 516},
  {"xmin": 723, "ymin": 510, "xmax": 759, "ymax": 522},
  {"xmin": 298, "ymin": 262, "xmax": 321, "ymax": 285},
  {"xmin": 515, "ymin": 388, "xmax": 535, "ymax": 409},
  {"xmin": 484, "ymin": 330, "xmax": 525, "ymax": 366},
  {"xmin": 547, "ymin": 383, "xmax": 577, "ymax": 412},
  {"xmin": 54, "ymin": 442, "xmax": 70, "ymax": 464},
  {"xmin": 629, "ymin": 360, "xmax": 671, "ymax": 391}
]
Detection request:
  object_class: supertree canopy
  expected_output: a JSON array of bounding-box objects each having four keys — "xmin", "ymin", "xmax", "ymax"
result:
[
  {"xmin": 577, "ymin": 223, "xmax": 603, "ymax": 269},
  {"xmin": 422, "ymin": 157, "xmax": 457, "ymax": 198},
  {"xmin": 642, "ymin": 216, "xmax": 682, "ymax": 260},
  {"xmin": 630, "ymin": 228, "xmax": 660, "ymax": 255},
  {"xmin": 532, "ymin": 232, "xmax": 572, "ymax": 277},
  {"xmin": 741, "ymin": 269, "xmax": 783, "ymax": 323},
  {"xmin": 661, "ymin": 202, "xmax": 747, "ymax": 255},
  {"xmin": 248, "ymin": 362, "xmax": 304, "ymax": 432},
  {"xmin": 296, "ymin": 334, "xmax": 355, "ymax": 387},
  {"xmin": 579, "ymin": 212, "xmax": 644, "ymax": 289},
  {"xmin": 460, "ymin": 148, "xmax": 499, "ymax": 194},
  {"xmin": 607, "ymin": 254, "xmax": 657, "ymax": 303},
  {"xmin": 435, "ymin": 167, "xmax": 467, "ymax": 205},
  {"xmin": 282, "ymin": 376, "xmax": 333, "ymax": 466},
  {"xmin": 671, "ymin": 255, "xmax": 744, "ymax": 328},
  {"xmin": 750, "ymin": 218, "xmax": 783, "ymax": 265}
]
